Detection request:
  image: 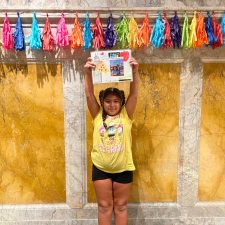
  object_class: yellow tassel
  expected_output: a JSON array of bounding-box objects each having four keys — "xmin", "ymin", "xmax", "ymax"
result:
[
  {"xmin": 189, "ymin": 11, "xmax": 197, "ymax": 48},
  {"xmin": 129, "ymin": 16, "xmax": 139, "ymax": 49}
]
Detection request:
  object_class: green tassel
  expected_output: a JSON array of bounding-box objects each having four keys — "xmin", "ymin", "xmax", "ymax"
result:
[
  {"xmin": 116, "ymin": 15, "xmax": 130, "ymax": 48},
  {"xmin": 181, "ymin": 13, "xmax": 189, "ymax": 48}
]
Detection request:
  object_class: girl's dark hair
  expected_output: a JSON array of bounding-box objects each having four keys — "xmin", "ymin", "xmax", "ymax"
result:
[{"xmin": 99, "ymin": 87, "xmax": 126, "ymax": 129}]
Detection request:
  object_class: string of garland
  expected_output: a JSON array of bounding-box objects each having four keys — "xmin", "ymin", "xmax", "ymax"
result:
[{"xmin": 1, "ymin": 11, "xmax": 225, "ymax": 51}]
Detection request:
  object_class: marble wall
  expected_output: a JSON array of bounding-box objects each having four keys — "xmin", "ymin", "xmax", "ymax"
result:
[
  {"xmin": 0, "ymin": 64, "xmax": 66, "ymax": 204},
  {"xmin": 199, "ymin": 64, "xmax": 225, "ymax": 201},
  {"xmin": 0, "ymin": 0, "xmax": 225, "ymax": 224}
]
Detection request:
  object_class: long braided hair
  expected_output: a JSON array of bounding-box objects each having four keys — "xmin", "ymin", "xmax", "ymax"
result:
[{"xmin": 99, "ymin": 87, "xmax": 125, "ymax": 129}]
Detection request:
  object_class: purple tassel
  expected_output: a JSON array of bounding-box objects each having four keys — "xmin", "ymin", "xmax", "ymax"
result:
[
  {"xmin": 205, "ymin": 12, "xmax": 217, "ymax": 45},
  {"xmin": 104, "ymin": 14, "xmax": 117, "ymax": 48},
  {"xmin": 170, "ymin": 12, "xmax": 182, "ymax": 48}
]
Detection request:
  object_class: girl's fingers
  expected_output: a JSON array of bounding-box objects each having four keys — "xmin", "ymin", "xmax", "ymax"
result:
[
  {"xmin": 129, "ymin": 59, "xmax": 138, "ymax": 67},
  {"xmin": 84, "ymin": 62, "xmax": 96, "ymax": 69},
  {"xmin": 129, "ymin": 57, "xmax": 138, "ymax": 63}
]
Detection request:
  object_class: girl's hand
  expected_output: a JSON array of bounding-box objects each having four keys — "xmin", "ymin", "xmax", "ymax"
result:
[
  {"xmin": 84, "ymin": 57, "xmax": 96, "ymax": 75},
  {"xmin": 129, "ymin": 57, "xmax": 139, "ymax": 75}
]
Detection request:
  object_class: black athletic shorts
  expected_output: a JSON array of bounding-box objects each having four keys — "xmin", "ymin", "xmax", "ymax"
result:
[{"xmin": 92, "ymin": 164, "xmax": 133, "ymax": 183}]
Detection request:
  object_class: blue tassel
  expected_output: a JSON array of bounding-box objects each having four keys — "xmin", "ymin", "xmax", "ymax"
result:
[
  {"xmin": 83, "ymin": 13, "xmax": 93, "ymax": 49},
  {"xmin": 205, "ymin": 12, "xmax": 217, "ymax": 45},
  {"xmin": 29, "ymin": 12, "xmax": 42, "ymax": 49},
  {"xmin": 150, "ymin": 13, "xmax": 165, "ymax": 48},
  {"xmin": 13, "ymin": 12, "xmax": 25, "ymax": 51},
  {"xmin": 221, "ymin": 13, "xmax": 225, "ymax": 45}
]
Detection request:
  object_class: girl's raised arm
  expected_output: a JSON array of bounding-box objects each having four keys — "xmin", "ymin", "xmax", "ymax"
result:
[
  {"xmin": 125, "ymin": 57, "xmax": 139, "ymax": 119},
  {"xmin": 84, "ymin": 58, "xmax": 100, "ymax": 118}
]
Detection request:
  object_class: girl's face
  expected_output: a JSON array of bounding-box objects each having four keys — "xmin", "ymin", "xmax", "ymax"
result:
[{"xmin": 103, "ymin": 94, "xmax": 122, "ymax": 116}]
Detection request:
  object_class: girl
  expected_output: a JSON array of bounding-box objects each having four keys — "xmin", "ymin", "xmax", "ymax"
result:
[{"xmin": 84, "ymin": 57, "xmax": 139, "ymax": 225}]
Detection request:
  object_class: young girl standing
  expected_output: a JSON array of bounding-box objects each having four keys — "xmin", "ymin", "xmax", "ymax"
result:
[{"xmin": 84, "ymin": 56, "xmax": 139, "ymax": 225}]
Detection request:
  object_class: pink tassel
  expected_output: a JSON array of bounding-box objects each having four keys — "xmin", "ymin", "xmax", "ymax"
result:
[
  {"xmin": 56, "ymin": 12, "xmax": 69, "ymax": 47},
  {"xmin": 92, "ymin": 14, "xmax": 105, "ymax": 49},
  {"xmin": 2, "ymin": 12, "xmax": 14, "ymax": 49}
]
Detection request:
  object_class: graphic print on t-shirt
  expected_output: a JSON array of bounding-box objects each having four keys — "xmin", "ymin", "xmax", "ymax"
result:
[{"xmin": 98, "ymin": 115, "xmax": 123, "ymax": 153}]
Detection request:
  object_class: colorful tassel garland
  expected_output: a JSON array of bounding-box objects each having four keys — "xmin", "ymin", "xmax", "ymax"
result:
[
  {"xmin": 137, "ymin": 14, "xmax": 151, "ymax": 47},
  {"xmin": 212, "ymin": 13, "xmax": 223, "ymax": 49},
  {"xmin": 150, "ymin": 13, "xmax": 165, "ymax": 48},
  {"xmin": 42, "ymin": 14, "xmax": 55, "ymax": 51},
  {"xmin": 2, "ymin": 12, "xmax": 14, "ymax": 50},
  {"xmin": 116, "ymin": 15, "xmax": 130, "ymax": 48},
  {"xmin": 181, "ymin": 13, "xmax": 189, "ymax": 48},
  {"xmin": 83, "ymin": 13, "xmax": 93, "ymax": 50},
  {"xmin": 205, "ymin": 12, "xmax": 217, "ymax": 46},
  {"xmin": 193, "ymin": 12, "xmax": 208, "ymax": 48},
  {"xmin": 162, "ymin": 13, "xmax": 173, "ymax": 48},
  {"xmin": 170, "ymin": 12, "xmax": 181, "ymax": 48},
  {"xmin": 189, "ymin": 11, "xmax": 197, "ymax": 48},
  {"xmin": 13, "ymin": 12, "xmax": 25, "ymax": 51},
  {"xmin": 92, "ymin": 14, "xmax": 105, "ymax": 50},
  {"xmin": 71, "ymin": 14, "xmax": 84, "ymax": 48},
  {"xmin": 29, "ymin": 12, "xmax": 42, "ymax": 49},
  {"xmin": 56, "ymin": 12, "xmax": 69, "ymax": 47},
  {"xmin": 104, "ymin": 14, "xmax": 117, "ymax": 48},
  {"xmin": 129, "ymin": 16, "xmax": 139, "ymax": 49},
  {"xmin": 222, "ymin": 13, "xmax": 225, "ymax": 45}
]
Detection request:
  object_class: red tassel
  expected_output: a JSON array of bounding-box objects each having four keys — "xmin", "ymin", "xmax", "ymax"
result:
[
  {"xmin": 162, "ymin": 13, "xmax": 173, "ymax": 48},
  {"xmin": 71, "ymin": 14, "xmax": 84, "ymax": 48},
  {"xmin": 42, "ymin": 14, "xmax": 55, "ymax": 51},
  {"xmin": 92, "ymin": 14, "xmax": 105, "ymax": 50},
  {"xmin": 212, "ymin": 12, "xmax": 223, "ymax": 49}
]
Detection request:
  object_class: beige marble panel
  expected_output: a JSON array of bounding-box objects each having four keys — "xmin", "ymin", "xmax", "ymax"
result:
[
  {"xmin": 0, "ymin": 63, "xmax": 66, "ymax": 204},
  {"xmin": 87, "ymin": 64, "xmax": 180, "ymax": 202},
  {"xmin": 199, "ymin": 64, "xmax": 225, "ymax": 201}
]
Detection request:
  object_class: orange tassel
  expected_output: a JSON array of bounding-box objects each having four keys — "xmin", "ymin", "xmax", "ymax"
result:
[
  {"xmin": 194, "ymin": 12, "xmax": 208, "ymax": 48},
  {"xmin": 71, "ymin": 14, "xmax": 84, "ymax": 48},
  {"xmin": 138, "ymin": 14, "xmax": 151, "ymax": 47}
]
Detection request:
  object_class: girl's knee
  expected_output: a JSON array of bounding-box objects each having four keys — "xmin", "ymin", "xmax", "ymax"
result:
[
  {"xmin": 113, "ymin": 201, "xmax": 128, "ymax": 213},
  {"xmin": 98, "ymin": 201, "xmax": 113, "ymax": 214}
]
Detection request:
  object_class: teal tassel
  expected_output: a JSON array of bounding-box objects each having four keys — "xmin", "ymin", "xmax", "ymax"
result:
[
  {"xmin": 29, "ymin": 12, "xmax": 42, "ymax": 49},
  {"xmin": 222, "ymin": 13, "xmax": 225, "ymax": 45},
  {"xmin": 150, "ymin": 13, "xmax": 165, "ymax": 48},
  {"xmin": 83, "ymin": 13, "xmax": 93, "ymax": 49}
]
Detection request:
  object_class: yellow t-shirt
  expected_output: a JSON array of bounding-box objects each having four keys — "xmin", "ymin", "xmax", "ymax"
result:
[{"xmin": 91, "ymin": 107, "xmax": 135, "ymax": 173}]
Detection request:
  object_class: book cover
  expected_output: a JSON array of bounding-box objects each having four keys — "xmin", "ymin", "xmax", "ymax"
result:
[{"xmin": 90, "ymin": 49, "xmax": 132, "ymax": 84}]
